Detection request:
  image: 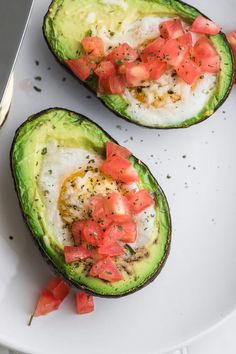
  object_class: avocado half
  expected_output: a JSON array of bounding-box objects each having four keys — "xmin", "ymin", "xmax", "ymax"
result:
[
  {"xmin": 43, "ymin": 0, "xmax": 234, "ymax": 129},
  {"xmin": 11, "ymin": 108, "xmax": 171, "ymax": 297}
]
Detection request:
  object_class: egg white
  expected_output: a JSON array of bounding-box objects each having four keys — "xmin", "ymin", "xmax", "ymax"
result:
[
  {"xmin": 38, "ymin": 141, "xmax": 155, "ymax": 247},
  {"xmin": 94, "ymin": 15, "xmax": 217, "ymax": 127}
]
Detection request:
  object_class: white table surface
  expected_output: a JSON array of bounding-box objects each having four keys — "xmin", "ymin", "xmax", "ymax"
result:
[
  {"xmin": 1, "ymin": 311, "xmax": 236, "ymax": 354},
  {"xmin": 1, "ymin": 0, "xmax": 236, "ymax": 353}
]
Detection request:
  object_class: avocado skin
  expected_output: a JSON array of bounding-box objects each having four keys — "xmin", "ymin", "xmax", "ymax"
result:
[
  {"xmin": 10, "ymin": 107, "xmax": 171, "ymax": 297},
  {"xmin": 42, "ymin": 0, "xmax": 234, "ymax": 129}
]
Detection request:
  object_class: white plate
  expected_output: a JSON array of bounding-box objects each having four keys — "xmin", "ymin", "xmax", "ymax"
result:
[{"xmin": 0, "ymin": 0, "xmax": 236, "ymax": 353}]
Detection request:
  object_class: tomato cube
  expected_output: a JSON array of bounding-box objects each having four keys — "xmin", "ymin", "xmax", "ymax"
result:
[
  {"xmin": 75, "ymin": 292, "xmax": 94, "ymax": 314},
  {"xmin": 64, "ymin": 245, "xmax": 92, "ymax": 263},
  {"xmin": 46, "ymin": 277, "xmax": 70, "ymax": 302},
  {"xmin": 107, "ymin": 43, "xmax": 138, "ymax": 64},
  {"xmin": 98, "ymin": 241, "xmax": 124, "ymax": 256},
  {"xmin": 34, "ymin": 289, "xmax": 60, "ymax": 317},
  {"xmin": 140, "ymin": 37, "xmax": 165, "ymax": 63},
  {"xmin": 159, "ymin": 19, "xmax": 184, "ymax": 39},
  {"xmin": 95, "ymin": 61, "xmax": 116, "ymax": 78},
  {"xmin": 125, "ymin": 63, "xmax": 150, "ymax": 86},
  {"xmin": 89, "ymin": 257, "xmax": 123, "ymax": 282},
  {"xmin": 101, "ymin": 155, "xmax": 139, "ymax": 184},
  {"xmin": 190, "ymin": 16, "xmax": 221, "ymax": 35},
  {"xmin": 126, "ymin": 189, "xmax": 154, "ymax": 214},
  {"xmin": 159, "ymin": 39, "xmax": 189, "ymax": 67},
  {"xmin": 176, "ymin": 56, "xmax": 201, "ymax": 84},
  {"xmin": 106, "ymin": 141, "xmax": 131, "ymax": 159},
  {"xmin": 148, "ymin": 59, "xmax": 167, "ymax": 80},
  {"xmin": 65, "ymin": 57, "xmax": 96, "ymax": 81}
]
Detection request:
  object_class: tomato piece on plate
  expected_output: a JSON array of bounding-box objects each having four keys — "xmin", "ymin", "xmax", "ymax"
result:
[
  {"xmin": 125, "ymin": 62, "xmax": 150, "ymax": 86},
  {"xmin": 176, "ymin": 32, "xmax": 192, "ymax": 47},
  {"xmin": 83, "ymin": 220, "xmax": 104, "ymax": 246},
  {"xmin": 148, "ymin": 59, "xmax": 167, "ymax": 80},
  {"xmin": 95, "ymin": 61, "xmax": 116, "ymax": 78},
  {"xmin": 81, "ymin": 36, "xmax": 104, "ymax": 57},
  {"xmin": 126, "ymin": 189, "xmax": 154, "ymax": 215},
  {"xmin": 98, "ymin": 74, "xmax": 126, "ymax": 94},
  {"xmin": 65, "ymin": 57, "xmax": 97, "ymax": 81},
  {"xmin": 190, "ymin": 16, "xmax": 221, "ymax": 35},
  {"xmin": 90, "ymin": 196, "xmax": 112, "ymax": 228},
  {"xmin": 176, "ymin": 56, "xmax": 201, "ymax": 84},
  {"xmin": 71, "ymin": 220, "xmax": 85, "ymax": 245},
  {"xmin": 159, "ymin": 19, "xmax": 184, "ymax": 39},
  {"xmin": 89, "ymin": 257, "xmax": 123, "ymax": 282},
  {"xmin": 159, "ymin": 39, "xmax": 189, "ymax": 67},
  {"xmin": 107, "ymin": 43, "xmax": 138, "ymax": 64},
  {"xmin": 193, "ymin": 37, "xmax": 220, "ymax": 73},
  {"xmin": 34, "ymin": 289, "xmax": 60, "ymax": 317},
  {"xmin": 140, "ymin": 37, "xmax": 165, "ymax": 63},
  {"xmin": 101, "ymin": 155, "xmax": 139, "ymax": 184},
  {"xmin": 75, "ymin": 292, "xmax": 94, "ymax": 314},
  {"xmin": 106, "ymin": 141, "xmax": 131, "ymax": 159},
  {"xmin": 64, "ymin": 245, "xmax": 92, "ymax": 263},
  {"xmin": 46, "ymin": 277, "xmax": 70, "ymax": 302},
  {"xmin": 227, "ymin": 31, "xmax": 236, "ymax": 52},
  {"xmin": 98, "ymin": 241, "xmax": 124, "ymax": 256}
]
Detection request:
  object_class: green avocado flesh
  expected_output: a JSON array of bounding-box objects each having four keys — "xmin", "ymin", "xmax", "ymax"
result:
[
  {"xmin": 11, "ymin": 108, "xmax": 171, "ymax": 297},
  {"xmin": 43, "ymin": 0, "xmax": 234, "ymax": 128}
]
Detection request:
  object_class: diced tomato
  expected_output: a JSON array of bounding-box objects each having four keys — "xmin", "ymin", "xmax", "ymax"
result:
[
  {"xmin": 46, "ymin": 277, "xmax": 70, "ymax": 302},
  {"xmin": 176, "ymin": 56, "xmax": 201, "ymax": 84},
  {"xmin": 98, "ymin": 74, "xmax": 126, "ymax": 94},
  {"xmin": 114, "ymin": 220, "xmax": 137, "ymax": 243},
  {"xmin": 64, "ymin": 245, "xmax": 92, "ymax": 263},
  {"xmin": 89, "ymin": 257, "xmax": 123, "ymax": 282},
  {"xmin": 83, "ymin": 220, "xmax": 104, "ymax": 246},
  {"xmin": 193, "ymin": 37, "xmax": 220, "ymax": 73},
  {"xmin": 103, "ymin": 220, "xmax": 136, "ymax": 244},
  {"xmin": 75, "ymin": 292, "xmax": 94, "ymax": 314},
  {"xmin": 34, "ymin": 289, "xmax": 60, "ymax": 317},
  {"xmin": 98, "ymin": 241, "xmax": 124, "ymax": 256},
  {"xmin": 126, "ymin": 189, "xmax": 154, "ymax": 215},
  {"xmin": 110, "ymin": 214, "xmax": 133, "ymax": 223},
  {"xmin": 65, "ymin": 57, "xmax": 96, "ymax": 81},
  {"xmin": 148, "ymin": 59, "xmax": 167, "ymax": 80},
  {"xmin": 193, "ymin": 37, "xmax": 217, "ymax": 57},
  {"xmin": 140, "ymin": 37, "xmax": 165, "ymax": 63},
  {"xmin": 103, "ymin": 223, "xmax": 123, "ymax": 245},
  {"xmin": 101, "ymin": 155, "xmax": 139, "ymax": 184},
  {"xmin": 125, "ymin": 62, "xmax": 150, "ymax": 86},
  {"xmin": 107, "ymin": 43, "xmax": 138, "ymax": 64},
  {"xmin": 159, "ymin": 19, "xmax": 184, "ymax": 39},
  {"xmin": 81, "ymin": 36, "xmax": 104, "ymax": 57},
  {"xmin": 227, "ymin": 31, "xmax": 236, "ymax": 52},
  {"xmin": 197, "ymin": 55, "xmax": 220, "ymax": 73},
  {"xmin": 176, "ymin": 32, "xmax": 192, "ymax": 47},
  {"xmin": 90, "ymin": 196, "xmax": 112, "ymax": 228},
  {"xmin": 95, "ymin": 61, "xmax": 116, "ymax": 78},
  {"xmin": 104, "ymin": 192, "xmax": 131, "ymax": 218},
  {"xmin": 189, "ymin": 16, "xmax": 221, "ymax": 35},
  {"xmin": 71, "ymin": 220, "xmax": 85, "ymax": 245},
  {"xmin": 106, "ymin": 141, "xmax": 131, "ymax": 159},
  {"xmin": 159, "ymin": 39, "xmax": 189, "ymax": 67}
]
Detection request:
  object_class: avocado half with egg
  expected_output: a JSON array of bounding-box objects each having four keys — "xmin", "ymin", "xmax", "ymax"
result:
[
  {"xmin": 11, "ymin": 108, "xmax": 171, "ymax": 297},
  {"xmin": 43, "ymin": 0, "xmax": 234, "ymax": 129}
]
